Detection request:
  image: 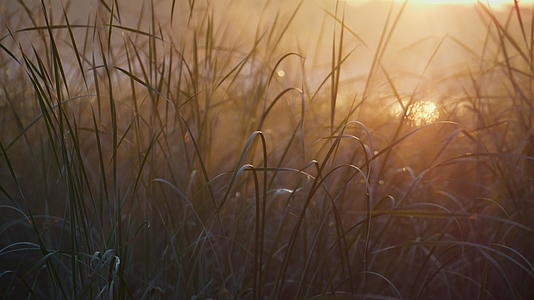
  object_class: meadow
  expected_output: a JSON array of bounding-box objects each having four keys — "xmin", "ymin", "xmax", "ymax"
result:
[{"xmin": 1, "ymin": 0, "xmax": 534, "ymax": 299}]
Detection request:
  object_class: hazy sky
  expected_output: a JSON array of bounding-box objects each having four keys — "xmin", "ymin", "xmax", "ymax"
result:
[{"xmin": 2, "ymin": 0, "xmax": 528, "ymax": 91}]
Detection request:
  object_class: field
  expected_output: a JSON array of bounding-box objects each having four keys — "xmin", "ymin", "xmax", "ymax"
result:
[{"xmin": 1, "ymin": 0, "xmax": 534, "ymax": 299}]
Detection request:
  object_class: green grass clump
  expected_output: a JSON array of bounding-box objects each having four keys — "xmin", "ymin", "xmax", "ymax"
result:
[{"xmin": 0, "ymin": 0, "xmax": 533, "ymax": 299}]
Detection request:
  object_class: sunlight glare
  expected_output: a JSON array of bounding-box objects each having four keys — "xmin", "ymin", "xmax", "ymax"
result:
[{"xmin": 392, "ymin": 100, "xmax": 440, "ymax": 125}]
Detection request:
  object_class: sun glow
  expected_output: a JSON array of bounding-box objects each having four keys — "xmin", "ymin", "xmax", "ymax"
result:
[{"xmin": 392, "ymin": 101, "xmax": 440, "ymax": 126}]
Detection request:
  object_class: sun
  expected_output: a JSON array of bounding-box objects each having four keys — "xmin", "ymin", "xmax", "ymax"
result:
[{"xmin": 391, "ymin": 100, "xmax": 440, "ymax": 126}]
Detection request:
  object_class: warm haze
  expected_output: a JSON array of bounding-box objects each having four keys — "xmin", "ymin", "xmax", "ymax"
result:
[{"xmin": 1, "ymin": 0, "xmax": 533, "ymax": 299}]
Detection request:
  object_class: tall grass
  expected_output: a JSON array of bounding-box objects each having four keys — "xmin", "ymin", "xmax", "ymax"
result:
[{"xmin": 0, "ymin": 0, "xmax": 533, "ymax": 299}]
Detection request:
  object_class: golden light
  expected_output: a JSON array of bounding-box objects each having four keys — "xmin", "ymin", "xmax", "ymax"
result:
[
  {"xmin": 391, "ymin": 100, "xmax": 440, "ymax": 125},
  {"xmin": 393, "ymin": 0, "xmax": 519, "ymax": 3},
  {"xmin": 277, "ymin": 69, "xmax": 286, "ymax": 78},
  {"xmin": 345, "ymin": 0, "xmax": 534, "ymax": 8}
]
